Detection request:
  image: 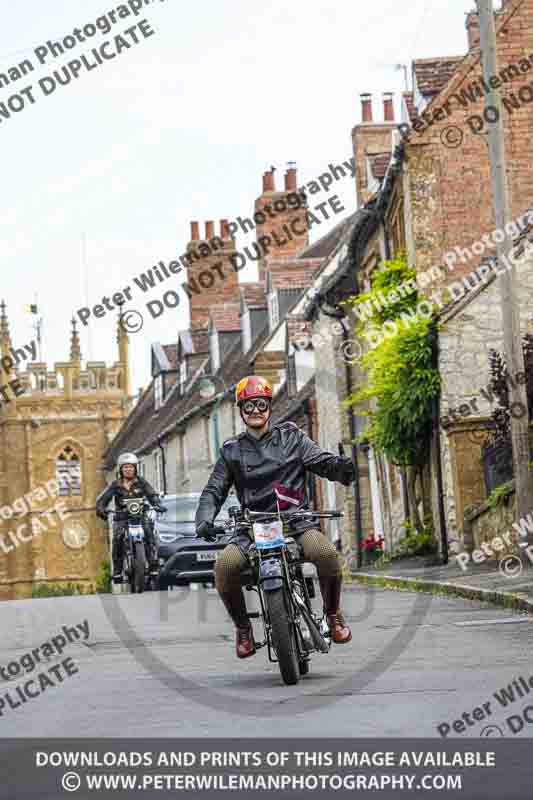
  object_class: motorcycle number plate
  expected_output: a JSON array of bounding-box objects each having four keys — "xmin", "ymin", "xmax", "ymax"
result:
[
  {"xmin": 129, "ymin": 525, "xmax": 144, "ymax": 542},
  {"xmin": 253, "ymin": 520, "xmax": 284, "ymax": 550}
]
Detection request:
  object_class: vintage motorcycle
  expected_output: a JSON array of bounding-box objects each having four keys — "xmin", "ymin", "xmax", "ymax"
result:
[
  {"xmin": 218, "ymin": 507, "xmax": 344, "ymax": 686},
  {"xmin": 108, "ymin": 497, "xmax": 158, "ymax": 593}
]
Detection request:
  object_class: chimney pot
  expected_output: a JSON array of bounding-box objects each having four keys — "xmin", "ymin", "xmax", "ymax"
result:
[
  {"xmin": 190, "ymin": 221, "xmax": 200, "ymax": 240},
  {"xmin": 284, "ymin": 167, "xmax": 297, "ymax": 192},
  {"xmin": 360, "ymin": 93, "xmax": 373, "ymax": 123},
  {"xmin": 262, "ymin": 170, "xmax": 275, "ymax": 192},
  {"xmin": 220, "ymin": 219, "xmax": 229, "ymax": 239},
  {"xmin": 383, "ymin": 92, "xmax": 394, "ymax": 122},
  {"xmin": 205, "ymin": 220, "xmax": 215, "ymax": 240}
]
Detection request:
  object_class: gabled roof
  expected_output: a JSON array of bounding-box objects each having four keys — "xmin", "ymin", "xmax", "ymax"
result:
[
  {"xmin": 162, "ymin": 344, "xmax": 178, "ymax": 369},
  {"xmin": 178, "ymin": 328, "xmax": 210, "ymax": 356},
  {"xmin": 412, "ymin": 56, "xmax": 463, "ymax": 99},
  {"xmin": 268, "ymin": 265, "xmax": 321, "ymax": 291}
]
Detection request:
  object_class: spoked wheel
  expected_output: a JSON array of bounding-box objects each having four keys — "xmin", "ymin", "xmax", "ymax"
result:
[
  {"xmin": 265, "ymin": 588, "xmax": 299, "ymax": 686},
  {"xmin": 134, "ymin": 542, "xmax": 146, "ymax": 594}
]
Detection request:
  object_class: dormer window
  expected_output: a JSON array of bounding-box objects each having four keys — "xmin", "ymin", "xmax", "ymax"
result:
[
  {"xmin": 268, "ymin": 291, "xmax": 279, "ymax": 331},
  {"xmin": 154, "ymin": 374, "xmax": 163, "ymax": 410},
  {"xmin": 210, "ymin": 331, "xmax": 220, "ymax": 372},
  {"xmin": 242, "ymin": 309, "xmax": 252, "ymax": 353}
]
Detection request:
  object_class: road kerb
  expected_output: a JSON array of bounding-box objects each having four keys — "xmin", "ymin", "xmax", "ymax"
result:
[{"xmin": 352, "ymin": 571, "xmax": 533, "ymax": 614}]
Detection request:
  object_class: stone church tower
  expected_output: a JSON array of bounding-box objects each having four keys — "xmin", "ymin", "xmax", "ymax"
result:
[{"xmin": 0, "ymin": 303, "xmax": 132, "ymax": 600}]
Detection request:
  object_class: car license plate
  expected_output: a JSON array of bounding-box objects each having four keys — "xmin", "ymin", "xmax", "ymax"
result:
[
  {"xmin": 253, "ymin": 520, "xmax": 285, "ymax": 550},
  {"xmin": 196, "ymin": 551, "xmax": 217, "ymax": 562}
]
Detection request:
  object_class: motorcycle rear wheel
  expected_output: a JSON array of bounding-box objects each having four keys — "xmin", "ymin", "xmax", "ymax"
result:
[
  {"xmin": 134, "ymin": 542, "xmax": 146, "ymax": 594},
  {"xmin": 265, "ymin": 588, "xmax": 299, "ymax": 686}
]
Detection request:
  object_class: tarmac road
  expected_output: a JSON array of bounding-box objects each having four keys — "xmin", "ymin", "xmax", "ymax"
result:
[{"xmin": 2, "ymin": 582, "xmax": 533, "ymax": 739}]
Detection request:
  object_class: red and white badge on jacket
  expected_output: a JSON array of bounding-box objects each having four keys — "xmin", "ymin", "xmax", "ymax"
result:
[{"xmin": 273, "ymin": 482, "xmax": 304, "ymax": 511}]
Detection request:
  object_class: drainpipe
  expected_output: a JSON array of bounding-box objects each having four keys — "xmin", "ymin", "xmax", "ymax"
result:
[
  {"xmin": 430, "ymin": 322, "xmax": 448, "ymax": 564},
  {"xmin": 158, "ymin": 439, "xmax": 167, "ymax": 495},
  {"xmin": 318, "ymin": 303, "xmax": 363, "ymax": 567},
  {"xmin": 303, "ymin": 398, "xmax": 317, "ymax": 508}
]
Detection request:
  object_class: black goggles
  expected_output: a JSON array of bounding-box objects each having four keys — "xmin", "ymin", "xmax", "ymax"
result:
[{"xmin": 241, "ymin": 398, "xmax": 271, "ymax": 414}]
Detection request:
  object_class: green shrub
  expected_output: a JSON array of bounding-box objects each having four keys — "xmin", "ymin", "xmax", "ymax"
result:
[
  {"xmin": 31, "ymin": 582, "xmax": 87, "ymax": 599},
  {"xmin": 487, "ymin": 481, "xmax": 514, "ymax": 510},
  {"xmin": 95, "ymin": 559, "xmax": 112, "ymax": 594},
  {"xmin": 393, "ymin": 517, "xmax": 438, "ymax": 558}
]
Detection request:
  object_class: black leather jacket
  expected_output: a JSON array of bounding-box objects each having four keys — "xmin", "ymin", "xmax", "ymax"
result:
[
  {"xmin": 96, "ymin": 476, "xmax": 160, "ymax": 521},
  {"xmin": 196, "ymin": 421, "xmax": 348, "ymax": 532}
]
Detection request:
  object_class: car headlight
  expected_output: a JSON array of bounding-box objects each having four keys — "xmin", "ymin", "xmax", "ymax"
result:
[{"xmin": 159, "ymin": 533, "xmax": 178, "ymax": 544}]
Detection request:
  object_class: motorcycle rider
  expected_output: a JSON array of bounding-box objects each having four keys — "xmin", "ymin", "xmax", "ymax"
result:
[
  {"xmin": 196, "ymin": 375, "xmax": 356, "ymax": 659},
  {"xmin": 96, "ymin": 452, "xmax": 167, "ymax": 582}
]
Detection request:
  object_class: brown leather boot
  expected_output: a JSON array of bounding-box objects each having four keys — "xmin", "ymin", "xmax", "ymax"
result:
[
  {"xmin": 321, "ymin": 575, "xmax": 352, "ymax": 644},
  {"xmin": 218, "ymin": 588, "xmax": 256, "ymax": 659}
]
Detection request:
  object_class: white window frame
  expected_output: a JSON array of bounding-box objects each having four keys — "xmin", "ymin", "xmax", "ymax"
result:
[
  {"xmin": 210, "ymin": 331, "xmax": 220, "ymax": 372},
  {"xmin": 268, "ymin": 291, "xmax": 279, "ymax": 331},
  {"xmin": 179, "ymin": 360, "xmax": 187, "ymax": 391},
  {"xmin": 154, "ymin": 450, "xmax": 164, "ymax": 492},
  {"xmin": 242, "ymin": 309, "xmax": 252, "ymax": 353},
  {"xmin": 154, "ymin": 374, "xmax": 163, "ymax": 410}
]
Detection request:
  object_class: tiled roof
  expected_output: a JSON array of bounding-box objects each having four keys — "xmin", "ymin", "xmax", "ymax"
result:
[
  {"xmin": 297, "ymin": 213, "xmax": 359, "ymax": 262},
  {"xmin": 270, "ymin": 267, "xmax": 320, "ymax": 290},
  {"xmin": 240, "ymin": 283, "xmax": 266, "ymax": 308},
  {"xmin": 103, "ymin": 383, "xmax": 156, "ymax": 469},
  {"xmin": 369, "ymin": 152, "xmax": 391, "ymax": 180},
  {"xmin": 209, "ymin": 304, "xmax": 242, "ymax": 332},
  {"xmin": 413, "ymin": 56, "xmax": 463, "ymax": 98}
]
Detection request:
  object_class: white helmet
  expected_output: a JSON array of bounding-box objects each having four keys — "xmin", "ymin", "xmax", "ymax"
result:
[{"xmin": 116, "ymin": 452, "xmax": 138, "ymax": 476}]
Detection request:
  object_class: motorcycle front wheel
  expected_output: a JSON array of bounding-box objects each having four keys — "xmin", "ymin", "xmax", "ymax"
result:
[
  {"xmin": 265, "ymin": 588, "xmax": 299, "ymax": 686},
  {"xmin": 134, "ymin": 542, "xmax": 146, "ymax": 594}
]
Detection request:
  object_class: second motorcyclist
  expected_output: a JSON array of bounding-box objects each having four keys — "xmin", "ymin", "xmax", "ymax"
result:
[{"xmin": 96, "ymin": 452, "xmax": 167, "ymax": 583}]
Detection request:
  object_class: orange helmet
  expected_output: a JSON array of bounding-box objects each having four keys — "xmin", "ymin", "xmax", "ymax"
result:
[{"xmin": 235, "ymin": 375, "xmax": 273, "ymax": 404}]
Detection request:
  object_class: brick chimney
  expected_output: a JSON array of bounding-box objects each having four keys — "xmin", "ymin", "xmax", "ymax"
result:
[
  {"xmin": 262, "ymin": 170, "xmax": 275, "ymax": 192},
  {"xmin": 352, "ymin": 93, "xmax": 396, "ymax": 207},
  {"xmin": 185, "ymin": 220, "xmax": 240, "ymax": 329},
  {"xmin": 383, "ymin": 92, "xmax": 394, "ymax": 122},
  {"xmin": 361, "ymin": 93, "xmax": 373, "ymax": 123},
  {"xmin": 254, "ymin": 165, "xmax": 309, "ymax": 285}
]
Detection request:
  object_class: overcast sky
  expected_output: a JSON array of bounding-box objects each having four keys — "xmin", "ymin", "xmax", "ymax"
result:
[{"xmin": 1, "ymin": 0, "xmax": 477, "ymax": 395}]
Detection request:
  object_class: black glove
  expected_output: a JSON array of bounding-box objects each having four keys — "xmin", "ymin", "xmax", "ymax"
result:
[
  {"xmin": 155, "ymin": 504, "xmax": 167, "ymax": 513},
  {"xmin": 337, "ymin": 457, "xmax": 356, "ymax": 486},
  {"xmin": 196, "ymin": 521, "xmax": 217, "ymax": 542},
  {"xmin": 96, "ymin": 509, "xmax": 107, "ymax": 521}
]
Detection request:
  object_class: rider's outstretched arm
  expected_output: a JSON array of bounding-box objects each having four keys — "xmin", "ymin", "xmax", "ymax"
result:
[
  {"xmin": 298, "ymin": 430, "xmax": 354, "ymax": 484},
  {"xmin": 196, "ymin": 453, "xmax": 234, "ymax": 527}
]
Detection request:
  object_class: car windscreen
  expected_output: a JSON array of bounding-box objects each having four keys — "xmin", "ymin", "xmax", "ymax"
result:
[{"xmin": 161, "ymin": 496, "xmax": 239, "ymax": 525}]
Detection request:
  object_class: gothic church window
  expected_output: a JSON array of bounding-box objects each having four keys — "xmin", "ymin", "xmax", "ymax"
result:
[{"xmin": 56, "ymin": 446, "xmax": 82, "ymax": 496}]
